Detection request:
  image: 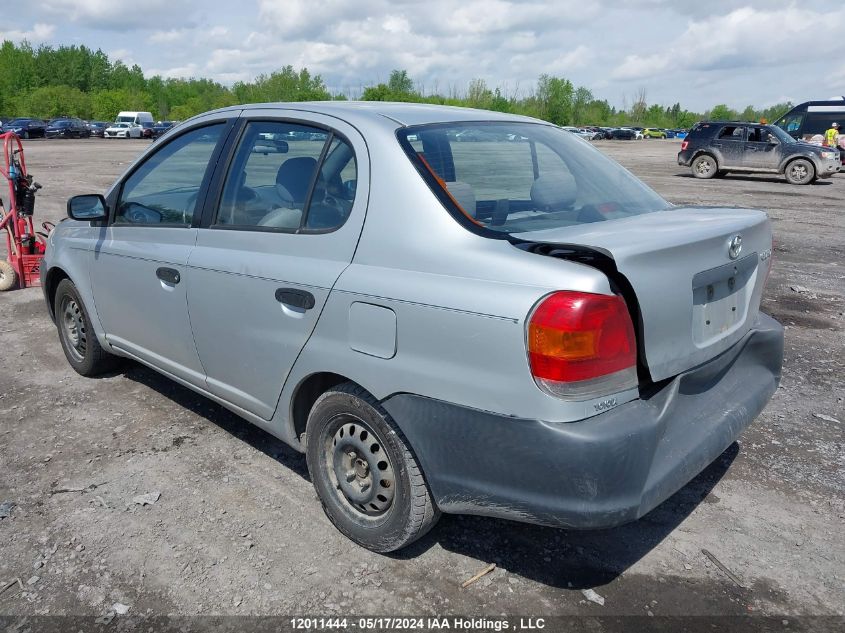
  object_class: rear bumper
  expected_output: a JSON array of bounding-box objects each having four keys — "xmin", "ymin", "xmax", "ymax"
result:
[{"xmin": 381, "ymin": 313, "xmax": 783, "ymax": 529}]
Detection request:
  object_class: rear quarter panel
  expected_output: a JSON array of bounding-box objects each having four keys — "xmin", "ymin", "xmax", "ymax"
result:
[{"xmin": 278, "ymin": 120, "xmax": 639, "ymax": 428}]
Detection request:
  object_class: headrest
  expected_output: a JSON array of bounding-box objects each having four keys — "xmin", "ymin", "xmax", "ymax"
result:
[
  {"xmin": 275, "ymin": 156, "xmax": 318, "ymax": 202},
  {"xmin": 530, "ymin": 173, "xmax": 577, "ymax": 210}
]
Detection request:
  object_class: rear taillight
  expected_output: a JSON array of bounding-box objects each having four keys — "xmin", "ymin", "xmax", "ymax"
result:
[
  {"xmin": 528, "ymin": 291, "xmax": 638, "ymax": 399},
  {"xmin": 680, "ymin": 140, "xmax": 689, "ymax": 151}
]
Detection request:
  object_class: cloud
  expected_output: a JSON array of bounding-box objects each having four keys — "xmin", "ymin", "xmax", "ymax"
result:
[
  {"xmin": 32, "ymin": 0, "xmax": 187, "ymax": 30},
  {"xmin": 612, "ymin": 5, "xmax": 845, "ymax": 80},
  {"xmin": 0, "ymin": 23, "xmax": 55, "ymax": 42}
]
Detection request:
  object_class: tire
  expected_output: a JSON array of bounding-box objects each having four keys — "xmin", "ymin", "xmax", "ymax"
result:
[
  {"xmin": 692, "ymin": 154, "xmax": 718, "ymax": 179},
  {"xmin": 784, "ymin": 158, "xmax": 815, "ymax": 185},
  {"xmin": 305, "ymin": 382, "xmax": 440, "ymax": 552},
  {"xmin": 54, "ymin": 279, "xmax": 118, "ymax": 376},
  {"xmin": 0, "ymin": 260, "xmax": 16, "ymax": 291},
  {"xmin": 22, "ymin": 131, "xmax": 29, "ymax": 140}
]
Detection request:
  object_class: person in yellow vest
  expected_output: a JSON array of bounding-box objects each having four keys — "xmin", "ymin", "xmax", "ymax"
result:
[{"xmin": 824, "ymin": 122, "xmax": 839, "ymax": 147}]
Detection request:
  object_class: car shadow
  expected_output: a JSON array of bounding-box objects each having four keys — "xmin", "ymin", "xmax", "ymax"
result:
[
  {"xmin": 673, "ymin": 171, "xmax": 834, "ymax": 185},
  {"xmin": 118, "ymin": 360, "xmax": 310, "ymax": 481},
  {"xmin": 393, "ymin": 443, "xmax": 738, "ymax": 589},
  {"xmin": 116, "ymin": 358, "xmax": 736, "ymax": 587}
]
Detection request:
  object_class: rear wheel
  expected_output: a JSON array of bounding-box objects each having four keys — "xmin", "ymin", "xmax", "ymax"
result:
[
  {"xmin": 692, "ymin": 154, "xmax": 717, "ymax": 179},
  {"xmin": 0, "ymin": 260, "xmax": 16, "ymax": 291},
  {"xmin": 784, "ymin": 158, "xmax": 815, "ymax": 185},
  {"xmin": 305, "ymin": 382, "xmax": 440, "ymax": 552},
  {"xmin": 54, "ymin": 279, "xmax": 119, "ymax": 376}
]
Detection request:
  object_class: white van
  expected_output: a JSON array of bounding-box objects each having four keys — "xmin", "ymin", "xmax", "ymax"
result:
[{"xmin": 115, "ymin": 111, "xmax": 154, "ymax": 126}]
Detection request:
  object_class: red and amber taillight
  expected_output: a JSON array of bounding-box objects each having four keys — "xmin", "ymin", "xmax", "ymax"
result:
[
  {"xmin": 528, "ymin": 291, "xmax": 638, "ymax": 399},
  {"xmin": 680, "ymin": 140, "xmax": 689, "ymax": 151}
]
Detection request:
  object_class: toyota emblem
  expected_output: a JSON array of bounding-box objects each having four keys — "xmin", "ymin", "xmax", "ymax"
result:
[{"xmin": 728, "ymin": 235, "xmax": 742, "ymax": 260}]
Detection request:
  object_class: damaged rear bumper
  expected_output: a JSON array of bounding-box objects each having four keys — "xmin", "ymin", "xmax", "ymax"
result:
[{"xmin": 381, "ymin": 312, "xmax": 783, "ymax": 529}]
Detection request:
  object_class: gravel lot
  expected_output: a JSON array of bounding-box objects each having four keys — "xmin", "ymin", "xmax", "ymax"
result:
[{"xmin": 0, "ymin": 138, "xmax": 842, "ymax": 627}]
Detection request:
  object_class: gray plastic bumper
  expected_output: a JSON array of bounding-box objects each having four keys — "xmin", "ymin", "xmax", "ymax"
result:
[{"xmin": 381, "ymin": 313, "xmax": 783, "ymax": 529}]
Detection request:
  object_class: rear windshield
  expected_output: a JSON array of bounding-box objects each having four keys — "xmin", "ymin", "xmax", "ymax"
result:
[{"xmin": 398, "ymin": 122, "xmax": 670, "ymax": 234}]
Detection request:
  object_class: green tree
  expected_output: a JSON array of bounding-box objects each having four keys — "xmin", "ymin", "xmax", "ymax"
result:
[
  {"xmin": 19, "ymin": 85, "xmax": 91, "ymax": 118},
  {"xmin": 708, "ymin": 104, "xmax": 736, "ymax": 121},
  {"xmin": 387, "ymin": 69, "xmax": 414, "ymax": 96}
]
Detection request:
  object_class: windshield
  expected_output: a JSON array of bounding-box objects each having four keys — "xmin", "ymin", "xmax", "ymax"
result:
[
  {"xmin": 116, "ymin": 116, "xmax": 134, "ymax": 123},
  {"xmin": 398, "ymin": 122, "xmax": 671, "ymax": 234},
  {"xmin": 8, "ymin": 119, "xmax": 30, "ymax": 126}
]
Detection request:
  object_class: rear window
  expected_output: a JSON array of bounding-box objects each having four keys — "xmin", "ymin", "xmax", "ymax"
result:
[{"xmin": 397, "ymin": 122, "xmax": 670, "ymax": 234}]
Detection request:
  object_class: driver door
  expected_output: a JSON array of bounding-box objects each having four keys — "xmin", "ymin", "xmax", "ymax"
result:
[
  {"xmin": 90, "ymin": 121, "xmax": 232, "ymax": 387},
  {"xmin": 743, "ymin": 126, "xmax": 781, "ymax": 171}
]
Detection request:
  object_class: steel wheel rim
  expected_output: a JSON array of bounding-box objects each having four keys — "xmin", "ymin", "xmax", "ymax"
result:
[
  {"xmin": 324, "ymin": 415, "xmax": 396, "ymax": 518},
  {"xmin": 60, "ymin": 296, "xmax": 87, "ymax": 362},
  {"xmin": 696, "ymin": 158, "xmax": 712, "ymax": 175}
]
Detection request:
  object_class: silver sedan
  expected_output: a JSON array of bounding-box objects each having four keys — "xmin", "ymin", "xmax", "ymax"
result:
[{"xmin": 42, "ymin": 102, "xmax": 783, "ymax": 552}]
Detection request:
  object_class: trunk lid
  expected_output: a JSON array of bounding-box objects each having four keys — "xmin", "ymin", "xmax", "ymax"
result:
[{"xmin": 513, "ymin": 207, "xmax": 772, "ymax": 382}]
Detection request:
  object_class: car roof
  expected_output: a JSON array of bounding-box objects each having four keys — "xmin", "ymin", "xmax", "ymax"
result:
[{"xmin": 199, "ymin": 101, "xmax": 545, "ymax": 129}]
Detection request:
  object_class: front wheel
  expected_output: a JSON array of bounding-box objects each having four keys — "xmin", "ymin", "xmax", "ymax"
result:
[
  {"xmin": 784, "ymin": 158, "xmax": 815, "ymax": 185},
  {"xmin": 691, "ymin": 154, "xmax": 717, "ymax": 179},
  {"xmin": 54, "ymin": 279, "xmax": 119, "ymax": 376},
  {"xmin": 305, "ymin": 383, "xmax": 440, "ymax": 552}
]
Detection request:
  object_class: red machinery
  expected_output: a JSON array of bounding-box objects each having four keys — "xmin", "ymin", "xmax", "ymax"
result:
[{"xmin": 0, "ymin": 132, "xmax": 52, "ymax": 291}]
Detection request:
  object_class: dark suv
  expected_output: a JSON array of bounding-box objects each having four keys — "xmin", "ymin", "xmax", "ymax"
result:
[{"xmin": 678, "ymin": 121, "xmax": 840, "ymax": 185}]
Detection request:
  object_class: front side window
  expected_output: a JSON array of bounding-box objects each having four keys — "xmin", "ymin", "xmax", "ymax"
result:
[
  {"xmin": 115, "ymin": 124, "xmax": 224, "ymax": 225},
  {"xmin": 215, "ymin": 121, "xmax": 356, "ymax": 232},
  {"xmin": 398, "ymin": 122, "xmax": 670, "ymax": 235}
]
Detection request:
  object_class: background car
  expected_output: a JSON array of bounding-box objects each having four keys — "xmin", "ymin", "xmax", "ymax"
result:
[
  {"xmin": 140, "ymin": 121, "xmax": 155, "ymax": 139},
  {"xmin": 151, "ymin": 120, "xmax": 176, "ymax": 139},
  {"xmin": 643, "ymin": 128, "xmax": 667, "ymax": 139},
  {"xmin": 87, "ymin": 121, "xmax": 108, "ymax": 138},
  {"xmin": 104, "ymin": 122, "xmax": 142, "ymax": 139},
  {"xmin": 610, "ymin": 128, "xmax": 637, "ymax": 140},
  {"xmin": 1, "ymin": 118, "xmax": 47, "ymax": 139},
  {"xmin": 678, "ymin": 121, "xmax": 840, "ymax": 184},
  {"xmin": 561, "ymin": 126, "xmax": 598, "ymax": 141},
  {"xmin": 46, "ymin": 102, "xmax": 783, "ymax": 554},
  {"xmin": 45, "ymin": 118, "xmax": 91, "ymax": 139}
]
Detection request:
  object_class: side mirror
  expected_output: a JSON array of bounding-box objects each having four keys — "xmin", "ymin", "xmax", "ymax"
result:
[{"xmin": 67, "ymin": 194, "xmax": 107, "ymax": 221}]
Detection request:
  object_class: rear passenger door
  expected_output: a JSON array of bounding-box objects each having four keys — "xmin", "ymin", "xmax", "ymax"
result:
[
  {"xmin": 187, "ymin": 113, "xmax": 368, "ymax": 420},
  {"xmin": 712, "ymin": 125, "xmax": 746, "ymax": 168}
]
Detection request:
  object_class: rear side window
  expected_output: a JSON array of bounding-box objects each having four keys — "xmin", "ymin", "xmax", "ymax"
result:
[
  {"xmin": 398, "ymin": 122, "xmax": 670, "ymax": 235},
  {"xmin": 214, "ymin": 121, "xmax": 356, "ymax": 232},
  {"xmin": 717, "ymin": 126, "xmax": 745, "ymax": 140}
]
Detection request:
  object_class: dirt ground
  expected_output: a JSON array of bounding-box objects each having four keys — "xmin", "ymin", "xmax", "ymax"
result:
[{"xmin": 0, "ymin": 138, "xmax": 842, "ymax": 628}]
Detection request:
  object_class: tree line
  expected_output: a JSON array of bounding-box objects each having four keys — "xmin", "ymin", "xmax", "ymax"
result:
[{"xmin": 0, "ymin": 41, "xmax": 792, "ymax": 127}]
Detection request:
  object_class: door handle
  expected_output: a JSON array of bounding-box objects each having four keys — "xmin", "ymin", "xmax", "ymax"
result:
[
  {"xmin": 275, "ymin": 288, "xmax": 315, "ymax": 310},
  {"xmin": 156, "ymin": 267, "xmax": 181, "ymax": 285}
]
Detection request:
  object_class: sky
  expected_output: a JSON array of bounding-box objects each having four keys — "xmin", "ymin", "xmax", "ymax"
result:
[{"xmin": 2, "ymin": 0, "xmax": 843, "ymax": 112}]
